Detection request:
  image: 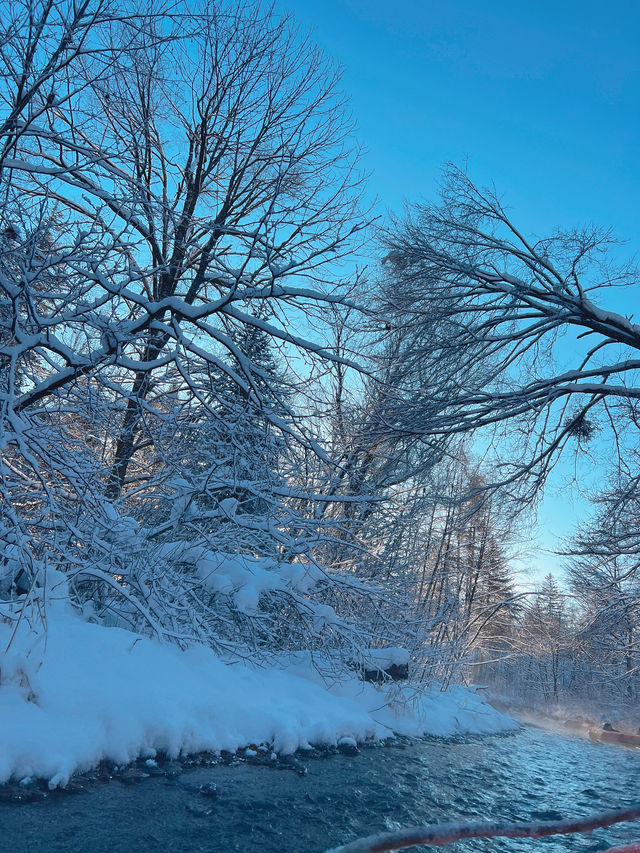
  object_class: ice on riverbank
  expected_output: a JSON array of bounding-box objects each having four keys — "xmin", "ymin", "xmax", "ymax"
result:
[{"xmin": 0, "ymin": 602, "xmax": 516, "ymax": 787}]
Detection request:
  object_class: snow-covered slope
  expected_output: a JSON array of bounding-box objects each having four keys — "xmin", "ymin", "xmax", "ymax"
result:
[{"xmin": 0, "ymin": 602, "xmax": 516, "ymax": 787}]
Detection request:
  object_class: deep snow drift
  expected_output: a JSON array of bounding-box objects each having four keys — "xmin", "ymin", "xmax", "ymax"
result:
[{"xmin": 0, "ymin": 598, "xmax": 516, "ymax": 787}]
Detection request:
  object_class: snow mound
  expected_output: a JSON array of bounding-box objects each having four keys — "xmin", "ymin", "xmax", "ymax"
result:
[
  {"xmin": 362, "ymin": 647, "xmax": 410, "ymax": 669},
  {"xmin": 156, "ymin": 545, "xmax": 324, "ymax": 615},
  {"xmin": 0, "ymin": 604, "xmax": 516, "ymax": 786}
]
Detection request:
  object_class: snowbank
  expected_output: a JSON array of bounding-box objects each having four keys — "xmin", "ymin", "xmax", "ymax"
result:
[{"xmin": 0, "ymin": 604, "xmax": 516, "ymax": 787}]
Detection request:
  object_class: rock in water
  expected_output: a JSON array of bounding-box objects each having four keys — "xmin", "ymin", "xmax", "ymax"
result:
[
  {"xmin": 119, "ymin": 768, "xmax": 149, "ymax": 784},
  {"xmin": 186, "ymin": 801, "xmax": 214, "ymax": 817},
  {"xmin": 163, "ymin": 761, "xmax": 183, "ymax": 779},
  {"xmin": 338, "ymin": 737, "xmax": 360, "ymax": 756},
  {"xmin": 199, "ymin": 782, "xmax": 218, "ymax": 798},
  {"xmin": 277, "ymin": 755, "xmax": 308, "ymax": 775}
]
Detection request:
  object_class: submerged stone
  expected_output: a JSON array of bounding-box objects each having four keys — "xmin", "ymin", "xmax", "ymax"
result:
[{"xmin": 186, "ymin": 801, "xmax": 214, "ymax": 817}]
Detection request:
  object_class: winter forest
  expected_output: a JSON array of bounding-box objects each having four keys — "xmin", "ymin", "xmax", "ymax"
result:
[{"xmin": 1, "ymin": 0, "xmax": 640, "ymax": 794}]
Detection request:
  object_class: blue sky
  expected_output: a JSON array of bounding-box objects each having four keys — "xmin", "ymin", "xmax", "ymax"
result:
[
  {"xmin": 283, "ymin": 0, "xmax": 640, "ymax": 246},
  {"xmin": 282, "ymin": 0, "xmax": 640, "ymax": 583}
]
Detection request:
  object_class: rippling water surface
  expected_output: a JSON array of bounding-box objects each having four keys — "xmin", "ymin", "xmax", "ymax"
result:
[{"xmin": 3, "ymin": 726, "xmax": 640, "ymax": 852}]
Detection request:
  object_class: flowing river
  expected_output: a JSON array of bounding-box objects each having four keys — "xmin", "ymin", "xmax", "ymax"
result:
[{"xmin": 3, "ymin": 726, "xmax": 640, "ymax": 852}]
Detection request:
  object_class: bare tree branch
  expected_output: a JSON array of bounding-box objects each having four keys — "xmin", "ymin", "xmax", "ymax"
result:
[{"xmin": 324, "ymin": 804, "xmax": 640, "ymax": 853}]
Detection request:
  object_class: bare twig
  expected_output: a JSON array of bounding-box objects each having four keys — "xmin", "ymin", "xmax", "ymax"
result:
[{"xmin": 324, "ymin": 804, "xmax": 640, "ymax": 853}]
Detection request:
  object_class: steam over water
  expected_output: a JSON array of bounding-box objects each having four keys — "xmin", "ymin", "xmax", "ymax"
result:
[{"xmin": 3, "ymin": 726, "xmax": 640, "ymax": 852}]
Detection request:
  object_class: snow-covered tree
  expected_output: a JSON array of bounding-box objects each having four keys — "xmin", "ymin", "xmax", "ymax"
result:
[
  {"xmin": 567, "ymin": 474, "xmax": 640, "ymax": 700},
  {"xmin": 0, "ymin": 0, "xmax": 375, "ymax": 662},
  {"xmin": 381, "ymin": 165, "xmax": 638, "ymax": 506}
]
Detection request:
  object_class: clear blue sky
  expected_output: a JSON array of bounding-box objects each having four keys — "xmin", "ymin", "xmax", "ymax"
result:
[
  {"xmin": 283, "ymin": 0, "xmax": 640, "ymax": 244},
  {"xmin": 282, "ymin": 0, "xmax": 640, "ymax": 584}
]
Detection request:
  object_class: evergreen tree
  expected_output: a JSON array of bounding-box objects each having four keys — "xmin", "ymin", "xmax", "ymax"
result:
[{"xmin": 519, "ymin": 574, "xmax": 571, "ymax": 702}]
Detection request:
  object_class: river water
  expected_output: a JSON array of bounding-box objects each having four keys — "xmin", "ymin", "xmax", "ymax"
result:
[{"xmin": 2, "ymin": 726, "xmax": 640, "ymax": 852}]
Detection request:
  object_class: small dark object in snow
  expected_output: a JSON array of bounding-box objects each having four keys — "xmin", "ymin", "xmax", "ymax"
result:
[
  {"xmin": 185, "ymin": 801, "xmax": 214, "ymax": 817},
  {"xmin": 363, "ymin": 662, "xmax": 409, "ymax": 683},
  {"xmin": 199, "ymin": 782, "xmax": 218, "ymax": 798},
  {"xmin": 13, "ymin": 568, "xmax": 32, "ymax": 596}
]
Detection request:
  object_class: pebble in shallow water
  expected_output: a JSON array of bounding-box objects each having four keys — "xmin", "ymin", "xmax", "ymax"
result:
[
  {"xmin": 198, "ymin": 782, "xmax": 218, "ymax": 798},
  {"xmin": 162, "ymin": 761, "xmax": 183, "ymax": 779},
  {"xmin": 119, "ymin": 768, "xmax": 150, "ymax": 785},
  {"xmin": 185, "ymin": 800, "xmax": 214, "ymax": 817}
]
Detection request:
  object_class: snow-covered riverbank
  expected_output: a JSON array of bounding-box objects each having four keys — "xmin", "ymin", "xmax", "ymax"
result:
[
  {"xmin": 4, "ymin": 725, "xmax": 640, "ymax": 853},
  {"xmin": 0, "ymin": 601, "xmax": 516, "ymax": 787}
]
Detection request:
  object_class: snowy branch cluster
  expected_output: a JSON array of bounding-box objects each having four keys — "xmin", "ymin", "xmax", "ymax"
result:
[
  {"xmin": 1, "ymin": 0, "xmax": 639, "ymax": 713},
  {"xmin": 379, "ymin": 167, "xmax": 640, "ymax": 705},
  {"xmin": 0, "ymin": 0, "xmax": 381, "ymax": 665}
]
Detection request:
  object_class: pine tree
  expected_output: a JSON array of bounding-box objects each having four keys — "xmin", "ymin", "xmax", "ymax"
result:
[{"xmin": 520, "ymin": 574, "xmax": 571, "ymax": 703}]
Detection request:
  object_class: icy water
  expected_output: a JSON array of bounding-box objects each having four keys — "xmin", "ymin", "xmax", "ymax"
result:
[{"xmin": 3, "ymin": 726, "xmax": 640, "ymax": 853}]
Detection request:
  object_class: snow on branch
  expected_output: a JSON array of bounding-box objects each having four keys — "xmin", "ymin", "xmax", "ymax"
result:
[{"xmin": 381, "ymin": 164, "xmax": 640, "ymax": 505}]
